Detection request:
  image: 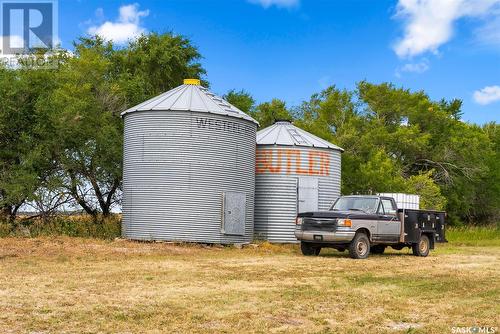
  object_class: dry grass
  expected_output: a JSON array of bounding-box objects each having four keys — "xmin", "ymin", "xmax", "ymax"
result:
[{"xmin": 0, "ymin": 238, "xmax": 498, "ymax": 333}]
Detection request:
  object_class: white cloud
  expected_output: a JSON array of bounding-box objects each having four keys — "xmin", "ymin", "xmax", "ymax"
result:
[
  {"xmin": 248, "ymin": 0, "xmax": 299, "ymax": 9},
  {"xmin": 401, "ymin": 60, "xmax": 429, "ymax": 73},
  {"xmin": 476, "ymin": 15, "xmax": 500, "ymax": 46},
  {"xmin": 473, "ymin": 85, "xmax": 500, "ymax": 105},
  {"xmin": 393, "ymin": 0, "xmax": 500, "ymax": 58},
  {"xmin": 87, "ymin": 3, "xmax": 149, "ymax": 44},
  {"xmin": 395, "ymin": 59, "xmax": 429, "ymax": 77}
]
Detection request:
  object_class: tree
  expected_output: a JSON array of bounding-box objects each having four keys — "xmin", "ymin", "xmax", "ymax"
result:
[
  {"xmin": 294, "ymin": 82, "xmax": 497, "ymax": 224},
  {"xmin": 0, "ymin": 53, "xmax": 63, "ymax": 223},
  {"xmin": 112, "ymin": 32, "xmax": 206, "ymax": 104},
  {"xmin": 404, "ymin": 171, "xmax": 446, "ymax": 210},
  {"xmin": 295, "ymin": 85, "xmax": 357, "ymax": 143},
  {"xmin": 0, "ymin": 67, "xmax": 31, "ymax": 221},
  {"xmin": 252, "ymin": 99, "xmax": 293, "ymax": 128},
  {"xmin": 223, "ymin": 89, "xmax": 255, "ymax": 114},
  {"xmin": 1, "ymin": 38, "xmax": 497, "ymax": 226},
  {"xmin": 37, "ymin": 34, "xmax": 206, "ymax": 217}
]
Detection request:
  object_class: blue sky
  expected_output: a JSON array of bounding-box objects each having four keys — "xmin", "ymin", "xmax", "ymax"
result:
[{"xmin": 56, "ymin": 0, "xmax": 500, "ymax": 124}]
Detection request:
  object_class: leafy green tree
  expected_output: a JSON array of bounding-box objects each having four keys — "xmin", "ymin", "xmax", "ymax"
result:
[
  {"xmin": 295, "ymin": 86, "xmax": 357, "ymax": 142},
  {"xmin": 295, "ymin": 81, "xmax": 497, "ymax": 224},
  {"xmin": 111, "ymin": 32, "xmax": 206, "ymax": 104},
  {"xmin": 223, "ymin": 89, "xmax": 255, "ymax": 114},
  {"xmin": 0, "ymin": 67, "xmax": 31, "ymax": 221},
  {"xmin": 1, "ymin": 35, "xmax": 497, "ymax": 226},
  {"xmin": 354, "ymin": 81, "xmax": 496, "ymax": 224},
  {"xmin": 36, "ymin": 34, "xmax": 206, "ymax": 217},
  {"xmin": 354, "ymin": 150, "xmax": 406, "ymax": 194},
  {"xmin": 35, "ymin": 39, "xmax": 123, "ymax": 217},
  {"xmin": 404, "ymin": 171, "xmax": 446, "ymax": 210},
  {"xmin": 252, "ymin": 99, "xmax": 293, "ymax": 128},
  {"xmin": 0, "ymin": 54, "xmax": 63, "ymax": 222}
]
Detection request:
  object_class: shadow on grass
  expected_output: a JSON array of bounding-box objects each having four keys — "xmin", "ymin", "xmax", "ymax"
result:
[{"xmin": 317, "ymin": 247, "xmax": 415, "ymax": 258}]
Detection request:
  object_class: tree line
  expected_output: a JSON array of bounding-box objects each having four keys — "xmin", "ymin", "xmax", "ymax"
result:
[{"xmin": 0, "ymin": 33, "xmax": 498, "ymax": 226}]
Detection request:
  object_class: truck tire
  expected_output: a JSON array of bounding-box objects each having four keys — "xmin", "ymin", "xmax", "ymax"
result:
[
  {"xmin": 349, "ymin": 233, "xmax": 370, "ymax": 259},
  {"xmin": 301, "ymin": 242, "xmax": 321, "ymax": 256},
  {"xmin": 371, "ymin": 245, "xmax": 386, "ymax": 254},
  {"xmin": 412, "ymin": 235, "xmax": 430, "ymax": 257}
]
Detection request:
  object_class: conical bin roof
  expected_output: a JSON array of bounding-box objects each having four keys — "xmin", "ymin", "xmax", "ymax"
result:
[
  {"xmin": 121, "ymin": 79, "xmax": 258, "ymax": 125},
  {"xmin": 257, "ymin": 120, "xmax": 343, "ymax": 151}
]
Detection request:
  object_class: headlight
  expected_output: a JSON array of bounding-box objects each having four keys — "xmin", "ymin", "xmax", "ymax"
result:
[
  {"xmin": 295, "ymin": 217, "xmax": 304, "ymax": 225},
  {"xmin": 337, "ymin": 219, "xmax": 352, "ymax": 227}
]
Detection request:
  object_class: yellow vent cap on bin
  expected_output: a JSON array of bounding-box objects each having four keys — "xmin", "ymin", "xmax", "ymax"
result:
[{"xmin": 184, "ymin": 78, "xmax": 201, "ymax": 85}]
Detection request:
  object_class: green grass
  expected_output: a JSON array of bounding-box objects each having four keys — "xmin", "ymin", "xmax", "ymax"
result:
[
  {"xmin": 446, "ymin": 225, "xmax": 500, "ymax": 247},
  {"xmin": 2, "ymin": 214, "xmax": 498, "ymax": 247}
]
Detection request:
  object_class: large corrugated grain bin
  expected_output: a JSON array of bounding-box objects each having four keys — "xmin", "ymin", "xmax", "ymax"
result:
[
  {"xmin": 255, "ymin": 121, "xmax": 343, "ymax": 242},
  {"xmin": 121, "ymin": 79, "xmax": 259, "ymax": 244}
]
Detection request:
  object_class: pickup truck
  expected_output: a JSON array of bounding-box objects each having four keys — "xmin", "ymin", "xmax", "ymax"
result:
[{"xmin": 294, "ymin": 195, "xmax": 446, "ymax": 259}]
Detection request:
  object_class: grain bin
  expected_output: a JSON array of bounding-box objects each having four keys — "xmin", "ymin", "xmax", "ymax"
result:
[
  {"xmin": 255, "ymin": 121, "xmax": 343, "ymax": 243},
  {"xmin": 121, "ymin": 79, "xmax": 258, "ymax": 244}
]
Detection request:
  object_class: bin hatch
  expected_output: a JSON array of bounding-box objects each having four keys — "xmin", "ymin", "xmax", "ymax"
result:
[{"xmin": 222, "ymin": 192, "xmax": 246, "ymax": 235}]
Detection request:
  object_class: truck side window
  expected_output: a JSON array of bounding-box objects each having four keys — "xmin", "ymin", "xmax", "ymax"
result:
[{"xmin": 381, "ymin": 199, "xmax": 396, "ymax": 216}]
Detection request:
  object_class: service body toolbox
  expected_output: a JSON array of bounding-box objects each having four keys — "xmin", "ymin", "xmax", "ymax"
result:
[{"xmin": 401, "ymin": 209, "xmax": 447, "ymax": 244}]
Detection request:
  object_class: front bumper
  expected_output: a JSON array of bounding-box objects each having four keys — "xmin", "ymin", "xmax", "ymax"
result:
[{"xmin": 294, "ymin": 228, "xmax": 355, "ymax": 243}]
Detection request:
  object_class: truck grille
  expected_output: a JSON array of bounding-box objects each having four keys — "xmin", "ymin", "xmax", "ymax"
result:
[{"xmin": 302, "ymin": 218, "xmax": 337, "ymax": 232}]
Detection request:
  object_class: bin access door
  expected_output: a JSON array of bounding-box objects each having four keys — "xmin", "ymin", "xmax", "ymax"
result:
[
  {"xmin": 298, "ymin": 178, "xmax": 319, "ymax": 213},
  {"xmin": 222, "ymin": 192, "xmax": 246, "ymax": 235}
]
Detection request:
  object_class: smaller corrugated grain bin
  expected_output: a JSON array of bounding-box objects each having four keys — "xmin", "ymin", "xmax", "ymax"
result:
[{"xmin": 255, "ymin": 120, "xmax": 343, "ymax": 243}]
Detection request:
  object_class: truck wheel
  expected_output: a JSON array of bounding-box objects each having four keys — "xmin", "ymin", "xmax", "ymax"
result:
[
  {"xmin": 349, "ymin": 233, "xmax": 370, "ymax": 259},
  {"xmin": 412, "ymin": 235, "xmax": 430, "ymax": 257},
  {"xmin": 301, "ymin": 242, "xmax": 321, "ymax": 256},
  {"xmin": 371, "ymin": 245, "xmax": 386, "ymax": 254}
]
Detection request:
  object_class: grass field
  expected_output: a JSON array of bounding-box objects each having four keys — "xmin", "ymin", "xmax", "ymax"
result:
[{"xmin": 0, "ymin": 229, "xmax": 498, "ymax": 333}]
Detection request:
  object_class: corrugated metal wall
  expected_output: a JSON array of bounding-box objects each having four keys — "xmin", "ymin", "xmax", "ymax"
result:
[
  {"xmin": 122, "ymin": 110, "xmax": 257, "ymax": 243},
  {"xmin": 254, "ymin": 146, "xmax": 341, "ymax": 242}
]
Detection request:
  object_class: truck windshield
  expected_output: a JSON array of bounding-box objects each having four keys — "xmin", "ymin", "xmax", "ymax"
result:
[{"xmin": 330, "ymin": 197, "xmax": 378, "ymax": 213}]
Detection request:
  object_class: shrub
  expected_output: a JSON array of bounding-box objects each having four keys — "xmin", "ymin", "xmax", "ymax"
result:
[{"xmin": 0, "ymin": 214, "xmax": 121, "ymax": 239}]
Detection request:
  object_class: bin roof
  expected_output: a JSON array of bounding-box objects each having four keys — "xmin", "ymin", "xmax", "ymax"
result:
[
  {"xmin": 121, "ymin": 79, "xmax": 258, "ymax": 125},
  {"xmin": 257, "ymin": 120, "xmax": 343, "ymax": 151}
]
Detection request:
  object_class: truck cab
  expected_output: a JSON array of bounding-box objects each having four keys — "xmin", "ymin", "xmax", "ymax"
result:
[{"xmin": 294, "ymin": 195, "xmax": 446, "ymax": 259}]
